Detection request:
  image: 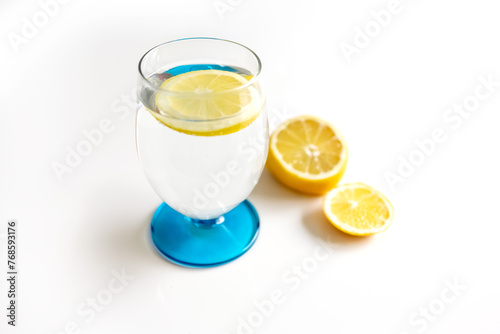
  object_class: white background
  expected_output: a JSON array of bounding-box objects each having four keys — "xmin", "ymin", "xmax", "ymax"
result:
[{"xmin": 1, "ymin": 0, "xmax": 500, "ymax": 333}]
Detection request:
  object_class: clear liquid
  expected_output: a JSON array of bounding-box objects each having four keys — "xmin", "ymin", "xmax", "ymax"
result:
[{"xmin": 136, "ymin": 65, "xmax": 268, "ymax": 220}]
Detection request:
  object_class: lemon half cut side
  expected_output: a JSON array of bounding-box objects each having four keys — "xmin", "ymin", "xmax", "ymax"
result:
[{"xmin": 266, "ymin": 115, "xmax": 348, "ymax": 195}]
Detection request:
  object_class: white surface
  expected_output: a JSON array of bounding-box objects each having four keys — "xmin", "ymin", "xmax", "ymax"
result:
[{"xmin": 1, "ymin": 0, "xmax": 500, "ymax": 333}]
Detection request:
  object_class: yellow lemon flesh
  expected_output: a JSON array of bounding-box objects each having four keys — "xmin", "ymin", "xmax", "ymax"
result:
[
  {"xmin": 323, "ymin": 183, "xmax": 394, "ymax": 236},
  {"xmin": 266, "ymin": 115, "xmax": 348, "ymax": 195},
  {"xmin": 151, "ymin": 70, "xmax": 262, "ymax": 136}
]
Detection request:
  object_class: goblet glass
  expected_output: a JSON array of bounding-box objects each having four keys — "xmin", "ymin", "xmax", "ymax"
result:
[{"xmin": 136, "ymin": 38, "xmax": 268, "ymax": 267}]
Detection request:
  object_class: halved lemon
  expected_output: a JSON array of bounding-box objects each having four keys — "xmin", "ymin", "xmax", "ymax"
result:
[
  {"xmin": 323, "ymin": 183, "xmax": 394, "ymax": 236},
  {"xmin": 266, "ymin": 115, "xmax": 348, "ymax": 195},
  {"xmin": 150, "ymin": 70, "xmax": 262, "ymax": 136}
]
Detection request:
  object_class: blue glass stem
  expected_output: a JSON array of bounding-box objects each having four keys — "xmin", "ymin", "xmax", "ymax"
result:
[{"xmin": 187, "ymin": 216, "xmax": 225, "ymax": 228}]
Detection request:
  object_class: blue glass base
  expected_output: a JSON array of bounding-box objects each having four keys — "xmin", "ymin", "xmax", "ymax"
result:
[{"xmin": 150, "ymin": 200, "xmax": 260, "ymax": 268}]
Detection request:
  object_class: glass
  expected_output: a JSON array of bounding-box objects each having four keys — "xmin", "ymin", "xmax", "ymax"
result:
[{"xmin": 136, "ymin": 38, "xmax": 268, "ymax": 267}]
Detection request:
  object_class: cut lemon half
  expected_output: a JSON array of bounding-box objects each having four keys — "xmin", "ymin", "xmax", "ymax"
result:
[
  {"xmin": 323, "ymin": 183, "xmax": 394, "ymax": 236},
  {"xmin": 151, "ymin": 70, "xmax": 262, "ymax": 136},
  {"xmin": 266, "ymin": 115, "xmax": 348, "ymax": 195}
]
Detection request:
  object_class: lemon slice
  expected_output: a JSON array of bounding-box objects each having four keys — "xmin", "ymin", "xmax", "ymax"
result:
[
  {"xmin": 151, "ymin": 70, "xmax": 262, "ymax": 136},
  {"xmin": 323, "ymin": 183, "xmax": 394, "ymax": 236},
  {"xmin": 266, "ymin": 115, "xmax": 348, "ymax": 195}
]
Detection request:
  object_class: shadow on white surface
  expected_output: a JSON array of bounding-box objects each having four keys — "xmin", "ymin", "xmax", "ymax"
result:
[
  {"xmin": 250, "ymin": 169, "xmax": 306, "ymax": 204},
  {"xmin": 251, "ymin": 169, "xmax": 373, "ymax": 249},
  {"xmin": 302, "ymin": 209, "xmax": 373, "ymax": 248},
  {"xmin": 99, "ymin": 203, "xmax": 238, "ymax": 272},
  {"xmin": 75, "ymin": 183, "xmax": 185, "ymax": 274},
  {"xmin": 107, "ymin": 209, "xmax": 163, "ymax": 264}
]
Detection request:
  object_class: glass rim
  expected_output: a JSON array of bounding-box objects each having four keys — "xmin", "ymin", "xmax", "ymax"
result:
[{"xmin": 138, "ymin": 37, "xmax": 262, "ymax": 97}]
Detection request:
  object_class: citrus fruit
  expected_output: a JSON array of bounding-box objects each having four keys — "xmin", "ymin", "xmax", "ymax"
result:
[
  {"xmin": 323, "ymin": 183, "xmax": 394, "ymax": 236},
  {"xmin": 151, "ymin": 70, "xmax": 262, "ymax": 136},
  {"xmin": 267, "ymin": 115, "xmax": 348, "ymax": 195}
]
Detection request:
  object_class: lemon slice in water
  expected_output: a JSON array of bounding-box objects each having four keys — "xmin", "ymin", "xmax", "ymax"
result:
[{"xmin": 151, "ymin": 70, "xmax": 262, "ymax": 136}]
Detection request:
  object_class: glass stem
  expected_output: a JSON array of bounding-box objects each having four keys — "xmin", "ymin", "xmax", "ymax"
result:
[{"xmin": 187, "ymin": 216, "xmax": 225, "ymax": 228}]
